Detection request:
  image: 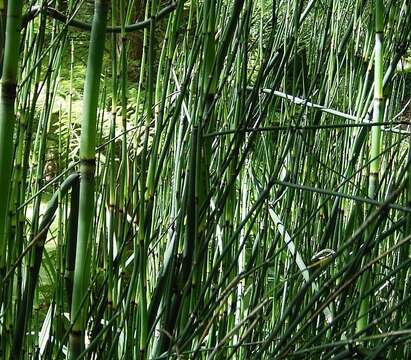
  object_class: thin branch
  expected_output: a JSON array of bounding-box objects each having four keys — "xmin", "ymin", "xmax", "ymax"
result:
[{"xmin": 22, "ymin": 2, "xmax": 177, "ymax": 33}]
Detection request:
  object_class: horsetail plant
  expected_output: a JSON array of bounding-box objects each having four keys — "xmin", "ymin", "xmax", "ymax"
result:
[
  {"xmin": 0, "ymin": 1, "xmax": 410, "ymax": 359},
  {"xmin": 356, "ymin": 0, "xmax": 385, "ymax": 335},
  {"xmin": 0, "ymin": 0, "xmax": 23, "ymax": 286},
  {"xmin": 69, "ymin": 0, "xmax": 108, "ymax": 358}
]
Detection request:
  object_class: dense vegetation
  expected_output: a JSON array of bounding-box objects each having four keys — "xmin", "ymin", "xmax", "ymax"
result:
[{"xmin": 0, "ymin": 0, "xmax": 411, "ymax": 359}]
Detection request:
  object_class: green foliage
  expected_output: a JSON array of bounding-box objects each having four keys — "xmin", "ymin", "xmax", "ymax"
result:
[{"xmin": 0, "ymin": 0, "xmax": 411, "ymax": 359}]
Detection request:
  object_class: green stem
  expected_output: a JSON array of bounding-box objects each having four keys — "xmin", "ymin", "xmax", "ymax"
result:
[
  {"xmin": 0, "ymin": 0, "xmax": 23, "ymax": 279},
  {"xmin": 356, "ymin": 0, "xmax": 384, "ymax": 335},
  {"xmin": 69, "ymin": 0, "xmax": 108, "ymax": 358}
]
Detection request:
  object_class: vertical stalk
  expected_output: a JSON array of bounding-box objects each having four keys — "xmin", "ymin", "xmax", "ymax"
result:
[
  {"xmin": 369, "ymin": 0, "xmax": 384, "ymax": 198},
  {"xmin": 0, "ymin": 2, "xmax": 23, "ymax": 351},
  {"xmin": 0, "ymin": 0, "xmax": 22, "ymax": 282},
  {"xmin": 69, "ymin": 0, "xmax": 108, "ymax": 358},
  {"xmin": 356, "ymin": 0, "xmax": 384, "ymax": 334}
]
